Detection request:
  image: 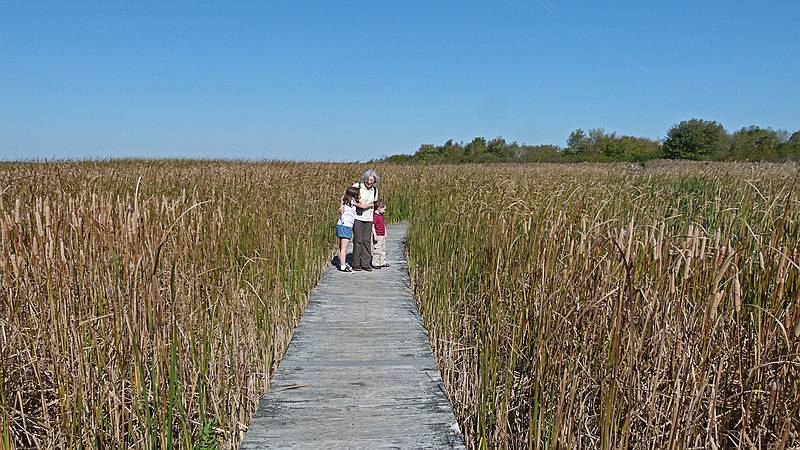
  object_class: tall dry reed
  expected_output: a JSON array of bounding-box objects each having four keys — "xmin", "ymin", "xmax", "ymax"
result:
[
  {"xmin": 403, "ymin": 162, "xmax": 800, "ymax": 448},
  {"xmin": 3, "ymin": 160, "xmax": 798, "ymax": 449},
  {"xmin": 0, "ymin": 161, "xmax": 361, "ymax": 448}
]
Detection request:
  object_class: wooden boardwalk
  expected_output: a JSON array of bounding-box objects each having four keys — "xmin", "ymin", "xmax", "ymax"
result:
[{"xmin": 241, "ymin": 222, "xmax": 465, "ymax": 449}]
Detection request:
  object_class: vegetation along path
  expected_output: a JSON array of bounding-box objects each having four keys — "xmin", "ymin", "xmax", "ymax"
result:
[{"xmin": 241, "ymin": 222, "xmax": 465, "ymax": 449}]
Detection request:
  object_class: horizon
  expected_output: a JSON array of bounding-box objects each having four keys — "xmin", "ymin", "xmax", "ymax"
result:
[{"xmin": 2, "ymin": 1, "xmax": 798, "ymax": 161}]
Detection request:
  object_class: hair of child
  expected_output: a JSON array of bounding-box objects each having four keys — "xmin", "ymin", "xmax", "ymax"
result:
[{"xmin": 342, "ymin": 186, "xmax": 360, "ymax": 206}]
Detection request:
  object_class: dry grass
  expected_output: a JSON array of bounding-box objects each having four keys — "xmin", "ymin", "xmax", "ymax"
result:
[
  {"xmin": 2, "ymin": 160, "xmax": 798, "ymax": 449},
  {"xmin": 0, "ymin": 161, "xmax": 358, "ymax": 448},
  {"xmin": 402, "ymin": 161, "xmax": 800, "ymax": 449}
]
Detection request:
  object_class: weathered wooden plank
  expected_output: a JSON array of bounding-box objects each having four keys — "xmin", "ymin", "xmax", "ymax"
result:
[{"xmin": 240, "ymin": 223, "xmax": 465, "ymax": 449}]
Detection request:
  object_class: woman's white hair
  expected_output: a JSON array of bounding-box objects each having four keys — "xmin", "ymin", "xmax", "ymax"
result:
[{"xmin": 361, "ymin": 168, "xmax": 380, "ymax": 184}]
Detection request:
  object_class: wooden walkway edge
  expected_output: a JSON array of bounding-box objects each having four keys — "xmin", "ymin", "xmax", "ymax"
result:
[{"xmin": 241, "ymin": 222, "xmax": 465, "ymax": 449}]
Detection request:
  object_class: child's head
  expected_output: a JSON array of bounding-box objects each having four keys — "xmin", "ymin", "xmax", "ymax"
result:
[
  {"xmin": 343, "ymin": 186, "xmax": 360, "ymax": 205},
  {"xmin": 375, "ymin": 199, "xmax": 386, "ymax": 214}
]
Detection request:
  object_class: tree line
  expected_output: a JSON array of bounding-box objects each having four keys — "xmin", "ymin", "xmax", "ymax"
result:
[{"xmin": 381, "ymin": 119, "xmax": 800, "ymax": 164}]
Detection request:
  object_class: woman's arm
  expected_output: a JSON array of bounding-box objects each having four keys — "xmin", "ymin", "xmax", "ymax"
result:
[{"xmin": 354, "ymin": 200, "xmax": 375, "ymax": 209}]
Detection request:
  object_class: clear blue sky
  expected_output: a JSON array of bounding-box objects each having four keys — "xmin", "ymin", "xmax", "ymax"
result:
[{"xmin": 1, "ymin": 1, "xmax": 798, "ymax": 161}]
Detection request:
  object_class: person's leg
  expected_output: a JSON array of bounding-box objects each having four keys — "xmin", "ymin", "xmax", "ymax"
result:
[
  {"xmin": 372, "ymin": 236, "xmax": 380, "ymax": 266},
  {"xmin": 338, "ymin": 238, "xmax": 350, "ymax": 270},
  {"xmin": 355, "ymin": 220, "xmax": 373, "ymax": 270},
  {"xmin": 362, "ymin": 221, "xmax": 374, "ymax": 269},
  {"xmin": 375, "ymin": 236, "xmax": 386, "ymax": 266},
  {"xmin": 353, "ymin": 220, "xmax": 371, "ymax": 270},
  {"xmin": 351, "ymin": 220, "xmax": 364, "ymax": 269}
]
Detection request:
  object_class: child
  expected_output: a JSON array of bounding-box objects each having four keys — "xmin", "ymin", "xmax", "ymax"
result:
[
  {"xmin": 336, "ymin": 186, "xmax": 360, "ymax": 272},
  {"xmin": 371, "ymin": 199, "xmax": 389, "ymax": 268}
]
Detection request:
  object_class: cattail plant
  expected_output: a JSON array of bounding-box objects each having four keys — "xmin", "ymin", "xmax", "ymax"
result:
[
  {"xmin": 2, "ymin": 160, "xmax": 798, "ymax": 449},
  {"xmin": 0, "ymin": 161, "xmax": 362, "ymax": 448},
  {"xmin": 403, "ymin": 161, "xmax": 800, "ymax": 449}
]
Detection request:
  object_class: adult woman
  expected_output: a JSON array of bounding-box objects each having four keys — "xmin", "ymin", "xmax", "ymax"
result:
[{"xmin": 350, "ymin": 169, "xmax": 379, "ymax": 271}]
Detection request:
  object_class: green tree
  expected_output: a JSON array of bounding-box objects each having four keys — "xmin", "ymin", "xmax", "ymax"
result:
[
  {"xmin": 603, "ymin": 133, "xmax": 631, "ymax": 161},
  {"xmin": 777, "ymin": 130, "xmax": 800, "ymax": 160},
  {"xmin": 522, "ymin": 144, "xmax": 560, "ymax": 162},
  {"xmin": 507, "ymin": 141, "xmax": 523, "ymax": 160},
  {"xmin": 565, "ymin": 129, "xmax": 589, "ymax": 155},
  {"xmin": 464, "ymin": 137, "xmax": 488, "ymax": 158},
  {"xmin": 487, "ymin": 137, "xmax": 510, "ymax": 158},
  {"xmin": 729, "ymin": 126, "xmax": 782, "ymax": 161},
  {"xmin": 441, "ymin": 139, "xmax": 464, "ymax": 160},
  {"xmin": 415, "ymin": 144, "xmax": 440, "ymax": 161},
  {"xmin": 663, "ymin": 119, "xmax": 729, "ymax": 160},
  {"xmin": 383, "ymin": 154, "xmax": 415, "ymax": 164},
  {"xmin": 618, "ymin": 136, "xmax": 662, "ymax": 161}
]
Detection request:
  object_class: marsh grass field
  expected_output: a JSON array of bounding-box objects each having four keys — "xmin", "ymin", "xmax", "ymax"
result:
[
  {"xmin": 403, "ymin": 162, "xmax": 800, "ymax": 448},
  {"xmin": 1, "ymin": 160, "xmax": 798, "ymax": 449}
]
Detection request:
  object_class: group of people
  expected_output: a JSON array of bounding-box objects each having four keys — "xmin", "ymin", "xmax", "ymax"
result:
[{"xmin": 335, "ymin": 169, "xmax": 389, "ymax": 272}]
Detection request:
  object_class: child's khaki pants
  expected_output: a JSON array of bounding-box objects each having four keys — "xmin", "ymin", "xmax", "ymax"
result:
[{"xmin": 373, "ymin": 236, "xmax": 387, "ymax": 266}]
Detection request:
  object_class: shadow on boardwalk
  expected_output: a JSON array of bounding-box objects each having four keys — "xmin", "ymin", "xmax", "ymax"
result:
[{"xmin": 241, "ymin": 222, "xmax": 465, "ymax": 449}]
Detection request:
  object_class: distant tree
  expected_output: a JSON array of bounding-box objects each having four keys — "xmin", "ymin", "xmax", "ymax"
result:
[
  {"xmin": 618, "ymin": 136, "xmax": 662, "ymax": 161},
  {"xmin": 729, "ymin": 126, "xmax": 782, "ymax": 161},
  {"xmin": 508, "ymin": 141, "xmax": 523, "ymax": 159},
  {"xmin": 464, "ymin": 137, "xmax": 487, "ymax": 158},
  {"xmin": 588, "ymin": 129, "xmax": 606, "ymax": 145},
  {"xmin": 777, "ymin": 130, "xmax": 800, "ymax": 160},
  {"xmin": 381, "ymin": 122, "xmax": 789, "ymax": 164},
  {"xmin": 565, "ymin": 129, "xmax": 660, "ymax": 161},
  {"xmin": 522, "ymin": 144, "xmax": 561, "ymax": 162},
  {"xmin": 663, "ymin": 119, "xmax": 729, "ymax": 160},
  {"xmin": 565, "ymin": 129, "xmax": 589, "ymax": 155},
  {"xmin": 487, "ymin": 137, "xmax": 510, "ymax": 158},
  {"xmin": 441, "ymin": 139, "xmax": 464, "ymax": 160},
  {"xmin": 415, "ymin": 144, "xmax": 440, "ymax": 161},
  {"xmin": 383, "ymin": 154, "xmax": 415, "ymax": 164},
  {"xmin": 584, "ymin": 129, "xmax": 607, "ymax": 157},
  {"xmin": 598, "ymin": 132, "xmax": 622, "ymax": 159}
]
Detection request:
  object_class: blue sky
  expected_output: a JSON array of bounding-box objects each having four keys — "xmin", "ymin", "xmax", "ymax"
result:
[{"xmin": 1, "ymin": 1, "xmax": 798, "ymax": 161}]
